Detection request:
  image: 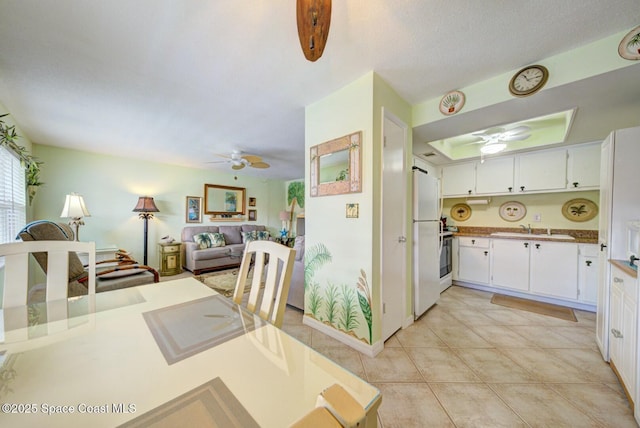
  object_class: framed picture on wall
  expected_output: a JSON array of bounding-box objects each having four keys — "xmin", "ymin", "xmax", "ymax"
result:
[
  {"xmin": 248, "ymin": 209, "xmax": 257, "ymax": 221},
  {"xmin": 248, "ymin": 197, "xmax": 256, "ymax": 207},
  {"xmin": 186, "ymin": 196, "xmax": 203, "ymax": 223}
]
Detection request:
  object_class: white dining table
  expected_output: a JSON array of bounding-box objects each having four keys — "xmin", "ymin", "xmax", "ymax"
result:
[{"xmin": 0, "ymin": 277, "xmax": 381, "ymax": 427}]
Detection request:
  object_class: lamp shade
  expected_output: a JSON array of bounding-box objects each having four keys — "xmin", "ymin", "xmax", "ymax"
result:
[
  {"xmin": 60, "ymin": 193, "xmax": 91, "ymax": 218},
  {"xmin": 132, "ymin": 196, "xmax": 160, "ymax": 213},
  {"xmin": 279, "ymin": 211, "xmax": 290, "ymax": 221}
]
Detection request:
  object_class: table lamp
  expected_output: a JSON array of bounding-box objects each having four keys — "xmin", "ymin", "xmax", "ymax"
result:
[
  {"xmin": 279, "ymin": 211, "xmax": 289, "ymax": 238},
  {"xmin": 60, "ymin": 193, "xmax": 91, "ymax": 241},
  {"xmin": 133, "ymin": 196, "xmax": 159, "ymax": 265}
]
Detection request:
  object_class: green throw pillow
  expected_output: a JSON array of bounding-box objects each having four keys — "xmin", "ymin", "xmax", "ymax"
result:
[
  {"xmin": 242, "ymin": 231, "xmax": 257, "ymax": 243},
  {"xmin": 256, "ymin": 230, "xmax": 270, "ymax": 241},
  {"xmin": 193, "ymin": 232, "xmax": 214, "ymax": 249},
  {"xmin": 210, "ymin": 232, "xmax": 226, "ymax": 247}
]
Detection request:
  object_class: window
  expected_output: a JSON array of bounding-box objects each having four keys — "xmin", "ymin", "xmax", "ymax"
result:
[{"xmin": 0, "ymin": 145, "xmax": 26, "ymax": 244}]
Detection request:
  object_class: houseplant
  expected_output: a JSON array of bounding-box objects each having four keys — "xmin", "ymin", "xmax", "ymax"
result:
[{"xmin": 0, "ymin": 113, "xmax": 43, "ymax": 204}]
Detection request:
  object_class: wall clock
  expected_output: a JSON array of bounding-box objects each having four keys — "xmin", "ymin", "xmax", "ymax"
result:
[
  {"xmin": 439, "ymin": 90, "xmax": 465, "ymax": 116},
  {"xmin": 508, "ymin": 65, "xmax": 549, "ymax": 97}
]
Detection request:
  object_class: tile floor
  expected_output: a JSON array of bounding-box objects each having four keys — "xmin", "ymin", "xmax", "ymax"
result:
[{"xmin": 280, "ymin": 285, "xmax": 638, "ymax": 428}]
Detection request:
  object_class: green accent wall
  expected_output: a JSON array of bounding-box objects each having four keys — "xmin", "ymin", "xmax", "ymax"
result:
[{"xmin": 31, "ymin": 144, "xmax": 287, "ymax": 268}]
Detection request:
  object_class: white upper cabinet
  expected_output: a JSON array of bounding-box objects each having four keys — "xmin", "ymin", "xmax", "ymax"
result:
[
  {"xmin": 476, "ymin": 156, "xmax": 515, "ymax": 194},
  {"xmin": 440, "ymin": 142, "xmax": 601, "ymax": 197},
  {"xmin": 517, "ymin": 149, "xmax": 567, "ymax": 192},
  {"xmin": 567, "ymin": 143, "xmax": 601, "ymax": 190},
  {"xmin": 441, "ymin": 162, "xmax": 476, "ymax": 197}
]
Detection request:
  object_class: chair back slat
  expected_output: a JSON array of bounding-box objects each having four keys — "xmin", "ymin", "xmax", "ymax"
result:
[
  {"xmin": 1, "ymin": 241, "xmax": 96, "ymax": 308},
  {"xmin": 232, "ymin": 240, "xmax": 295, "ymax": 328}
]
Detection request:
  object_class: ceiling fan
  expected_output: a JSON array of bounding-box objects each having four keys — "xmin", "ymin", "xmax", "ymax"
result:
[
  {"xmin": 209, "ymin": 151, "xmax": 270, "ymax": 170},
  {"xmin": 469, "ymin": 125, "xmax": 531, "ymax": 154}
]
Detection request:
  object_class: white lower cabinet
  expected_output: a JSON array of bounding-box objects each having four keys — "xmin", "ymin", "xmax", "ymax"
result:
[
  {"xmin": 458, "ymin": 237, "xmax": 591, "ymax": 305},
  {"xmin": 530, "ymin": 241, "xmax": 578, "ymax": 300},
  {"xmin": 491, "ymin": 239, "xmax": 530, "ymax": 291},
  {"xmin": 609, "ymin": 264, "xmax": 637, "ymax": 404},
  {"xmin": 578, "ymin": 244, "xmax": 598, "ymax": 304},
  {"xmin": 458, "ymin": 237, "xmax": 490, "ymax": 284}
]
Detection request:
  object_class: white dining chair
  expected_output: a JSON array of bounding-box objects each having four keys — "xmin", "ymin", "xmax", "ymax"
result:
[
  {"xmin": 232, "ymin": 239, "xmax": 295, "ymax": 328},
  {"xmin": 1, "ymin": 240, "xmax": 96, "ymax": 308}
]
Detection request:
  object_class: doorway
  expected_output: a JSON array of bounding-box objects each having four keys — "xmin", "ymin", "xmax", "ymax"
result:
[{"xmin": 381, "ymin": 110, "xmax": 408, "ymax": 342}]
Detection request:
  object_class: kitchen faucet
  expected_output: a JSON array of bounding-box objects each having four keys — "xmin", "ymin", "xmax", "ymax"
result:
[{"xmin": 519, "ymin": 224, "xmax": 532, "ymax": 234}]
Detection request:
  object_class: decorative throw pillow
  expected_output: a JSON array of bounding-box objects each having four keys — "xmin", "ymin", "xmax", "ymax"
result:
[
  {"xmin": 255, "ymin": 230, "xmax": 270, "ymax": 241},
  {"xmin": 242, "ymin": 231, "xmax": 257, "ymax": 243},
  {"xmin": 210, "ymin": 232, "xmax": 226, "ymax": 247},
  {"xmin": 193, "ymin": 232, "xmax": 214, "ymax": 249}
]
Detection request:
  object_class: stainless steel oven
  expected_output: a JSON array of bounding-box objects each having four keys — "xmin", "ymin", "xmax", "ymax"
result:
[{"xmin": 440, "ymin": 233, "xmax": 453, "ymax": 278}]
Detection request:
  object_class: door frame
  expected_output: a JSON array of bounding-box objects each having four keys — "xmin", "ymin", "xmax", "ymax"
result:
[{"xmin": 380, "ymin": 108, "xmax": 410, "ymax": 341}]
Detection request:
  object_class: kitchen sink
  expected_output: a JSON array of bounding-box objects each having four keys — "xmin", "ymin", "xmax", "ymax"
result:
[
  {"xmin": 490, "ymin": 232, "xmax": 530, "ymax": 237},
  {"xmin": 490, "ymin": 232, "xmax": 575, "ymax": 240}
]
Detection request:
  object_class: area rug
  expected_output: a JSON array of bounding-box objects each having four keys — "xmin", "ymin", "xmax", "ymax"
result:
[
  {"xmin": 195, "ymin": 268, "xmax": 257, "ymax": 297},
  {"xmin": 490, "ymin": 294, "xmax": 577, "ymax": 322}
]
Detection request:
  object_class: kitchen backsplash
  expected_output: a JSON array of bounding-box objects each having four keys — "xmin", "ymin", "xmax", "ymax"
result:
[{"xmin": 442, "ymin": 190, "xmax": 599, "ymax": 231}]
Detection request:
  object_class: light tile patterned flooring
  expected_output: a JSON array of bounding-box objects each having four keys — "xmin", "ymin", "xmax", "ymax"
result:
[{"xmin": 281, "ymin": 285, "xmax": 638, "ymax": 428}]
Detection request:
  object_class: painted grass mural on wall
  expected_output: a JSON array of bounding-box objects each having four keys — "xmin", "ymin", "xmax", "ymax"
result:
[{"xmin": 304, "ymin": 242, "xmax": 373, "ymax": 344}]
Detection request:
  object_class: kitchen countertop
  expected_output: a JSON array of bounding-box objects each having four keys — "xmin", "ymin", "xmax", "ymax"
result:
[
  {"xmin": 451, "ymin": 226, "xmax": 598, "ymax": 244},
  {"xmin": 610, "ymin": 259, "xmax": 638, "ymax": 278}
]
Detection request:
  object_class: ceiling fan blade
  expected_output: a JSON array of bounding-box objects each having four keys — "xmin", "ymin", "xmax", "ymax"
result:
[
  {"xmin": 502, "ymin": 125, "xmax": 531, "ymax": 136},
  {"xmin": 250, "ymin": 161, "xmax": 270, "ymax": 169},
  {"xmin": 242, "ymin": 154, "xmax": 262, "ymax": 163},
  {"xmin": 501, "ymin": 133, "xmax": 530, "ymax": 142},
  {"xmin": 472, "ymin": 127, "xmax": 505, "ymax": 137},
  {"xmin": 232, "ymin": 163, "xmax": 245, "ymax": 170}
]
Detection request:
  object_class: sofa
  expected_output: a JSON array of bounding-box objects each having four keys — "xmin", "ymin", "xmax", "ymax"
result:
[
  {"xmin": 286, "ymin": 235, "xmax": 305, "ymax": 310},
  {"xmin": 181, "ymin": 224, "xmax": 271, "ymax": 275}
]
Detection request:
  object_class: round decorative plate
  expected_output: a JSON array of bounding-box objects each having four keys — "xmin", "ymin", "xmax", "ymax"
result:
[
  {"xmin": 499, "ymin": 201, "xmax": 526, "ymax": 222},
  {"xmin": 562, "ymin": 198, "xmax": 598, "ymax": 222},
  {"xmin": 618, "ymin": 25, "xmax": 640, "ymax": 60},
  {"xmin": 439, "ymin": 90, "xmax": 465, "ymax": 116},
  {"xmin": 450, "ymin": 203, "xmax": 471, "ymax": 221}
]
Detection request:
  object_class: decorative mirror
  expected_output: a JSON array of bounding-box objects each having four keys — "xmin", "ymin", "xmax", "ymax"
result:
[
  {"xmin": 310, "ymin": 131, "xmax": 362, "ymax": 197},
  {"xmin": 204, "ymin": 184, "xmax": 246, "ymax": 217}
]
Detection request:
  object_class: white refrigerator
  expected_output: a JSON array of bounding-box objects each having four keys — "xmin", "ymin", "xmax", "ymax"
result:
[{"xmin": 413, "ymin": 166, "xmax": 441, "ymax": 319}]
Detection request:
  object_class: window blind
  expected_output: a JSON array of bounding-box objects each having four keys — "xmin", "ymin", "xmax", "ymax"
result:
[{"xmin": 0, "ymin": 145, "xmax": 26, "ymax": 243}]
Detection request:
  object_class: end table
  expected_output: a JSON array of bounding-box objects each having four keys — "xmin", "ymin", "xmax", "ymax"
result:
[{"xmin": 158, "ymin": 242, "xmax": 182, "ymax": 276}]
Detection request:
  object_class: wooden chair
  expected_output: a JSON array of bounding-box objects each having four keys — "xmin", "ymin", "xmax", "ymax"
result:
[
  {"xmin": 232, "ymin": 240, "xmax": 295, "ymax": 328},
  {"xmin": 1, "ymin": 240, "xmax": 96, "ymax": 308}
]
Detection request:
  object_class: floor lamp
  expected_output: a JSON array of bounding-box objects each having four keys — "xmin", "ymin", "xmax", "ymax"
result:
[{"xmin": 132, "ymin": 196, "xmax": 159, "ymax": 265}]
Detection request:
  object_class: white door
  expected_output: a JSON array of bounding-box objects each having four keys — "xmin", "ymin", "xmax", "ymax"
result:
[{"xmin": 381, "ymin": 113, "xmax": 407, "ymax": 342}]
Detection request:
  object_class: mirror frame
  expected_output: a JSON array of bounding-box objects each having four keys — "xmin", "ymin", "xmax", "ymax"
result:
[
  {"xmin": 204, "ymin": 184, "xmax": 246, "ymax": 215},
  {"xmin": 310, "ymin": 131, "xmax": 362, "ymax": 197}
]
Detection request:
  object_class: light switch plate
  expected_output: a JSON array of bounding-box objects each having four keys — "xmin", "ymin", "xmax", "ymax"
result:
[{"xmin": 533, "ymin": 213, "xmax": 542, "ymax": 222}]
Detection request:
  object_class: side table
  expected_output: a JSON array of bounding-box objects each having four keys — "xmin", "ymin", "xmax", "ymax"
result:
[{"xmin": 158, "ymin": 242, "xmax": 182, "ymax": 276}]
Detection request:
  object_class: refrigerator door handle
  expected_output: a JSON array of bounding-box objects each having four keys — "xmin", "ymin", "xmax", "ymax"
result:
[{"xmin": 398, "ymin": 236, "xmax": 407, "ymax": 243}]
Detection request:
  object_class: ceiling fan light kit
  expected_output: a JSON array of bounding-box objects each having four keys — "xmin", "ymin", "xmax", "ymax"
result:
[
  {"xmin": 210, "ymin": 151, "xmax": 270, "ymax": 171},
  {"xmin": 480, "ymin": 143, "xmax": 507, "ymax": 154},
  {"xmin": 297, "ymin": 0, "xmax": 331, "ymax": 62}
]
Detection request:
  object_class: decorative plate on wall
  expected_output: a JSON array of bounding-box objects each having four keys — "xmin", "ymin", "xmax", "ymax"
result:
[
  {"xmin": 562, "ymin": 198, "xmax": 598, "ymax": 222},
  {"xmin": 499, "ymin": 201, "xmax": 526, "ymax": 222},
  {"xmin": 450, "ymin": 203, "xmax": 471, "ymax": 221},
  {"xmin": 618, "ymin": 25, "xmax": 640, "ymax": 60},
  {"xmin": 439, "ymin": 90, "xmax": 465, "ymax": 116}
]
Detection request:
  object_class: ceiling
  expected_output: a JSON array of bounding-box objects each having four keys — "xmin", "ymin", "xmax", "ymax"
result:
[{"xmin": 0, "ymin": 1, "xmax": 638, "ymax": 180}]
